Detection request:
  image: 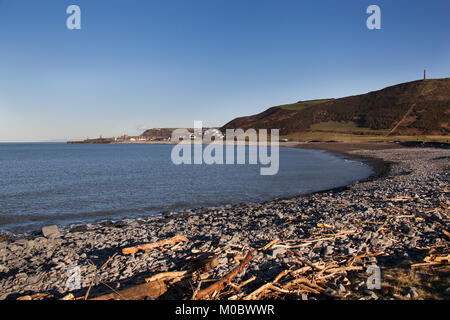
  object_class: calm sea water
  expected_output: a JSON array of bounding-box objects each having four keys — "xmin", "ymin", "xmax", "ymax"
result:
[{"xmin": 0, "ymin": 143, "xmax": 372, "ymax": 233}]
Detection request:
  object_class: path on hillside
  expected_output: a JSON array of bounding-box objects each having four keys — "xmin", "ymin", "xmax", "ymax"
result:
[{"xmin": 387, "ymin": 103, "xmax": 417, "ymax": 136}]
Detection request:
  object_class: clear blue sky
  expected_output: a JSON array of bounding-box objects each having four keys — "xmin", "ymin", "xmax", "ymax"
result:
[{"xmin": 0, "ymin": 0, "xmax": 449, "ymax": 141}]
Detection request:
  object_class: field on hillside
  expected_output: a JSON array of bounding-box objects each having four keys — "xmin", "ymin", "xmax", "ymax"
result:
[
  {"xmin": 309, "ymin": 121, "xmax": 389, "ymax": 133},
  {"xmin": 281, "ymin": 131, "xmax": 449, "ymax": 143},
  {"xmin": 282, "ymin": 120, "xmax": 449, "ymax": 143}
]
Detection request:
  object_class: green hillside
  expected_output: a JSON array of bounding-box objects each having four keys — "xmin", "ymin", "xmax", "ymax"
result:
[{"xmin": 221, "ymin": 78, "xmax": 450, "ymax": 142}]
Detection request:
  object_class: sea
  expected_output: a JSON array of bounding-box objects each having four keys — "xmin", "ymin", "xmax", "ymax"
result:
[{"xmin": 0, "ymin": 143, "xmax": 372, "ymax": 233}]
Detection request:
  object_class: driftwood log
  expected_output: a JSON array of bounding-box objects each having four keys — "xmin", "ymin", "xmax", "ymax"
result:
[
  {"xmin": 144, "ymin": 253, "xmax": 220, "ymax": 284},
  {"xmin": 91, "ymin": 280, "xmax": 167, "ymax": 300},
  {"xmin": 144, "ymin": 271, "xmax": 189, "ymax": 283},
  {"xmin": 122, "ymin": 235, "xmax": 188, "ymax": 255},
  {"xmin": 243, "ymin": 270, "xmax": 290, "ymax": 300},
  {"xmin": 188, "ymin": 253, "xmax": 220, "ymax": 273},
  {"xmin": 193, "ymin": 250, "xmax": 255, "ymax": 300}
]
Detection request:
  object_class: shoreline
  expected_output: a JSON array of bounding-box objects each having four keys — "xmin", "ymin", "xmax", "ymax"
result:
[
  {"xmin": 0, "ymin": 143, "xmax": 376, "ymax": 238},
  {"xmin": 0, "ymin": 143, "xmax": 449, "ymax": 300},
  {"xmin": 294, "ymin": 142, "xmax": 397, "ymax": 183}
]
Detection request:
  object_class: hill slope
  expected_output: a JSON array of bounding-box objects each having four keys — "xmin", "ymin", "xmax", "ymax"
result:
[{"xmin": 221, "ymin": 78, "xmax": 450, "ymax": 137}]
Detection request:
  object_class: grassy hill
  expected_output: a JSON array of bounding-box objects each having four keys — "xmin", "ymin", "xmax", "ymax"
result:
[
  {"xmin": 221, "ymin": 78, "xmax": 450, "ymax": 142},
  {"xmin": 278, "ymin": 99, "xmax": 334, "ymax": 111}
]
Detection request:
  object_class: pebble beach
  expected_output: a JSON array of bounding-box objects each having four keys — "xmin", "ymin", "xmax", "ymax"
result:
[{"xmin": 0, "ymin": 143, "xmax": 449, "ymax": 300}]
